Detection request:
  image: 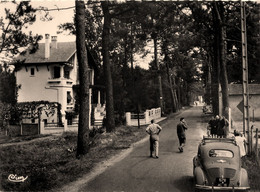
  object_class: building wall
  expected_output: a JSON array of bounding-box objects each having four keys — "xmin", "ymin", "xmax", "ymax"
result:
[
  {"xmin": 16, "ymin": 65, "xmax": 57, "ymax": 102},
  {"xmin": 229, "ymin": 95, "xmax": 260, "ymax": 122},
  {"xmin": 15, "ymin": 52, "xmax": 96, "ymax": 133},
  {"xmin": 16, "ymin": 56, "xmax": 79, "ymax": 114}
]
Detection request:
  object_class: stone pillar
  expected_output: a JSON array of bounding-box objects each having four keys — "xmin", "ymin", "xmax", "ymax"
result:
[
  {"xmin": 60, "ymin": 65, "xmax": 64, "ymax": 78},
  {"xmin": 61, "ymin": 113, "xmax": 66, "ymax": 128},
  {"xmin": 64, "ymin": 119, "xmax": 68, "ymax": 132},
  {"xmin": 126, "ymin": 112, "xmax": 131, "ymax": 126},
  {"xmin": 98, "ymin": 91, "xmax": 101, "ymax": 104},
  {"xmin": 40, "ymin": 121, "xmax": 45, "ymax": 134},
  {"xmin": 97, "ymin": 90, "xmax": 101, "ymax": 108},
  {"xmin": 145, "ymin": 110, "xmax": 150, "ymax": 124},
  {"xmin": 152, "ymin": 108, "xmax": 155, "ymax": 120}
]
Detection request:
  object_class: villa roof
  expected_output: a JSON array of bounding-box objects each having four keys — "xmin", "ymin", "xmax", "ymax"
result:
[
  {"xmin": 17, "ymin": 42, "xmax": 76, "ymax": 64},
  {"xmin": 228, "ymin": 84, "xmax": 260, "ymax": 95},
  {"xmin": 15, "ymin": 42, "xmax": 99, "ymax": 71}
]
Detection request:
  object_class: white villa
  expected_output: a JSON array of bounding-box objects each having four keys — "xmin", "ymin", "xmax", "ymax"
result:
[{"xmin": 14, "ymin": 34, "xmax": 105, "ymax": 134}]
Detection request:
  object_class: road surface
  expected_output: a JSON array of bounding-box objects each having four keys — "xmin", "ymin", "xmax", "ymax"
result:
[{"xmin": 79, "ymin": 106, "xmax": 208, "ymax": 192}]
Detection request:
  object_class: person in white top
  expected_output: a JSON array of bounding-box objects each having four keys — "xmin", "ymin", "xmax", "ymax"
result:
[
  {"xmin": 146, "ymin": 119, "xmax": 162, "ymax": 158},
  {"xmin": 234, "ymin": 130, "xmax": 247, "ymax": 157}
]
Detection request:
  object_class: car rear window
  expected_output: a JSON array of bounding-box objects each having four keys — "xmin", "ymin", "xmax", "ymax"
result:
[{"xmin": 209, "ymin": 149, "xmax": 233, "ymax": 158}]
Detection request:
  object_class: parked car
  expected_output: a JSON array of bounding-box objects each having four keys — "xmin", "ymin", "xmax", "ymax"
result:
[
  {"xmin": 202, "ymin": 105, "xmax": 213, "ymax": 114},
  {"xmin": 193, "ymin": 136, "xmax": 250, "ymax": 191}
]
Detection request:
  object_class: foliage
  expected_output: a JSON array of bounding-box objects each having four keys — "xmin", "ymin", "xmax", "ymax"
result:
[
  {"xmin": 0, "ymin": 1, "xmax": 42, "ymax": 58},
  {"xmin": 58, "ymin": 1, "xmax": 103, "ymax": 66},
  {"xmin": 242, "ymin": 155, "xmax": 260, "ymax": 190},
  {"xmin": 1, "ymin": 101, "xmax": 61, "ymax": 125},
  {"xmin": 57, "ymin": 1, "xmax": 259, "ymax": 121},
  {"xmin": 0, "ymin": 66, "xmax": 17, "ymax": 105},
  {"xmin": 225, "ymin": 2, "xmax": 260, "ymax": 83}
]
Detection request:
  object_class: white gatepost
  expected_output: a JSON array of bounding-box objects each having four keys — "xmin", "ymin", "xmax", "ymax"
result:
[
  {"xmin": 64, "ymin": 119, "xmax": 68, "ymax": 132},
  {"xmin": 126, "ymin": 112, "xmax": 131, "ymax": 126},
  {"xmin": 145, "ymin": 110, "xmax": 150, "ymax": 124},
  {"xmin": 40, "ymin": 121, "xmax": 45, "ymax": 134},
  {"xmin": 152, "ymin": 108, "xmax": 155, "ymax": 120},
  {"xmin": 98, "ymin": 91, "xmax": 101, "ymax": 106}
]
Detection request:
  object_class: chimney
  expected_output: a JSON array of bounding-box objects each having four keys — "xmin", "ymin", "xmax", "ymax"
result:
[
  {"xmin": 51, "ymin": 36, "xmax": 58, "ymax": 49},
  {"xmin": 45, "ymin": 34, "xmax": 50, "ymax": 59}
]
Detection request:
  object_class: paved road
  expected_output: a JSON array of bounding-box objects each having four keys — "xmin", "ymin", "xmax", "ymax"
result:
[{"xmin": 79, "ymin": 106, "xmax": 209, "ymax": 192}]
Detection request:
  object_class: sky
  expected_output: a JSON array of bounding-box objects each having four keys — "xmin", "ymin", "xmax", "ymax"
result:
[{"xmin": 0, "ymin": 1, "xmax": 151, "ymax": 69}]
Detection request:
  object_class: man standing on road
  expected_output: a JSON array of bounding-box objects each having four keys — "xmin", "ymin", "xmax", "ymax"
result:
[
  {"xmin": 146, "ymin": 119, "xmax": 162, "ymax": 158},
  {"xmin": 177, "ymin": 117, "xmax": 188, "ymax": 152}
]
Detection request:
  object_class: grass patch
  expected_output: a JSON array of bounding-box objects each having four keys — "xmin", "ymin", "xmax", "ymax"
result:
[
  {"xmin": 242, "ymin": 155, "xmax": 260, "ymax": 191},
  {"xmin": 0, "ymin": 125, "xmax": 147, "ymax": 191}
]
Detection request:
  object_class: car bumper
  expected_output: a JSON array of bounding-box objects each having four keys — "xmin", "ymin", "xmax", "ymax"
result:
[{"xmin": 195, "ymin": 184, "xmax": 250, "ymax": 191}]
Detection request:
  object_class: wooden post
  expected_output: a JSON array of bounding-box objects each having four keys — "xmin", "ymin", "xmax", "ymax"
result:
[
  {"xmin": 5, "ymin": 120, "xmax": 9, "ymax": 136},
  {"xmin": 228, "ymin": 107, "xmax": 231, "ymax": 133},
  {"xmin": 253, "ymin": 109, "xmax": 255, "ymax": 122},
  {"xmin": 241, "ymin": 1, "xmax": 251, "ymax": 155}
]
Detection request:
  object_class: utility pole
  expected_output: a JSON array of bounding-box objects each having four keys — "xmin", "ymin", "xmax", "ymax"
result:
[{"xmin": 241, "ymin": 1, "xmax": 251, "ymax": 155}]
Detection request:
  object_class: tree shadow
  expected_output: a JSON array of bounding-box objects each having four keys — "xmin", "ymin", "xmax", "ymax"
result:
[{"xmin": 172, "ymin": 175, "xmax": 195, "ymax": 192}]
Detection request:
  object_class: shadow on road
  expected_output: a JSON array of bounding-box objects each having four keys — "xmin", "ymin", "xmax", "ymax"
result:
[{"xmin": 172, "ymin": 175, "xmax": 195, "ymax": 192}]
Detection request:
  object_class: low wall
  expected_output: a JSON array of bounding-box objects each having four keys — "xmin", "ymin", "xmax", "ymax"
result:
[
  {"xmin": 7, "ymin": 123, "xmax": 39, "ymax": 136},
  {"xmin": 7, "ymin": 125, "xmax": 21, "ymax": 137},
  {"xmin": 125, "ymin": 107, "xmax": 161, "ymax": 126},
  {"xmin": 21, "ymin": 123, "xmax": 39, "ymax": 135},
  {"xmin": 40, "ymin": 121, "xmax": 64, "ymax": 134}
]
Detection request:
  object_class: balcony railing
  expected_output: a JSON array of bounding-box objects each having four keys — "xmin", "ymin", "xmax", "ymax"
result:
[{"xmin": 47, "ymin": 78, "xmax": 74, "ymax": 86}]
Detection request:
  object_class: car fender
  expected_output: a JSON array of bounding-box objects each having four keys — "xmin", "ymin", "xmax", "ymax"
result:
[
  {"xmin": 239, "ymin": 168, "xmax": 249, "ymax": 187},
  {"xmin": 194, "ymin": 166, "xmax": 205, "ymax": 185},
  {"xmin": 193, "ymin": 156, "xmax": 198, "ymax": 168}
]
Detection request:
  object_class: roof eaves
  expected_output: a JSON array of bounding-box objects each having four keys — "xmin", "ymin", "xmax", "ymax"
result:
[
  {"xmin": 66, "ymin": 50, "xmax": 77, "ymax": 62},
  {"xmin": 20, "ymin": 61, "xmax": 71, "ymax": 66}
]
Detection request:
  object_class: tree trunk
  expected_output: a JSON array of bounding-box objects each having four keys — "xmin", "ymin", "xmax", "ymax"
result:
[
  {"xmin": 164, "ymin": 52, "xmax": 177, "ymax": 112},
  {"xmin": 176, "ymin": 77, "xmax": 181, "ymax": 108},
  {"xmin": 214, "ymin": 2, "xmax": 229, "ymax": 118},
  {"xmin": 101, "ymin": 1, "xmax": 115, "ymax": 132},
  {"xmin": 219, "ymin": 3, "xmax": 229, "ymax": 118},
  {"xmin": 212, "ymin": 2, "xmax": 220, "ymax": 116},
  {"xmin": 172, "ymin": 77, "xmax": 179, "ymax": 110},
  {"xmin": 153, "ymin": 36, "xmax": 164, "ymax": 114},
  {"xmin": 220, "ymin": 25, "xmax": 229, "ymax": 118},
  {"xmin": 75, "ymin": 0, "xmax": 90, "ymax": 157}
]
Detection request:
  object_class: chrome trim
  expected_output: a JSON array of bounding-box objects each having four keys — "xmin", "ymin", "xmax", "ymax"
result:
[{"xmin": 195, "ymin": 184, "xmax": 250, "ymax": 191}]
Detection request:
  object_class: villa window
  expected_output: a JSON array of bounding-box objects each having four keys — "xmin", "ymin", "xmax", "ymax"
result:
[
  {"xmin": 67, "ymin": 91, "xmax": 72, "ymax": 104},
  {"xmin": 53, "ymin": 66, "xmax": 60, "ymax": 78},
  {"xmin": 30, "ymin": 68, "xmax": 35, "ymax": 76},
  {"xmin": 64, "ymin": 68, "xmax": 70, "ymax": 79}
]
